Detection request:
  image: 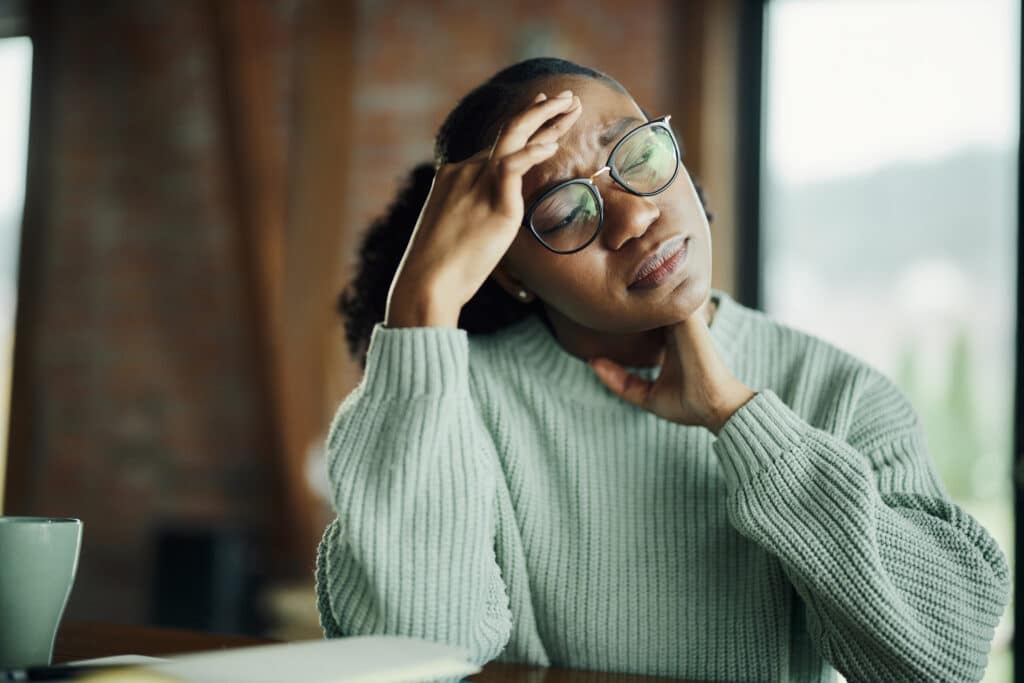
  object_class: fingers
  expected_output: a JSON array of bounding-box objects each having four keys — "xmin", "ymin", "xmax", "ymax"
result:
[
  {"xmin": 670, "ymin": 304, "xmax": 719, "ymax": 368},
  {"xmin": 438, "ymin": 145, "xmax": 494, "ymax": 190},
  {"xmin": 493, "ymin": 141, "xmax": 559, "ymax": 198},
  {"xmin": 490, "ymin": 90, "xmax": 580, "ymax": 160},
  {"xmin": 466, "ymin": 91, "xmax": 579, "ymax": 167},
  {"xmin": 465, "ymin": 146, "xmax": 493, "ymax": 163},
  {"xmin": 590, "ymin": 359, "xmax": 653, "ymax": 407},
  {"xmin": 527, "ymin": 100, "xmax": 583, "ymax": 146}
]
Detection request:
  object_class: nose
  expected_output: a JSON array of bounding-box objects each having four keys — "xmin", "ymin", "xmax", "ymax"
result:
[{"xmin": 600, "ymin": 185, "xmax": 661, "ymax": 251}]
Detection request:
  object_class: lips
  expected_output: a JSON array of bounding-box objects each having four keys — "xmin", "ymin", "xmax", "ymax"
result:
[{"xmin": 628, "ymin": 236, "xmax": 689, "ymax": 290}]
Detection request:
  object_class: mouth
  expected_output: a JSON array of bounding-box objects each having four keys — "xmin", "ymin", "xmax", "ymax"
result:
[{"xmin": 628, "ymin": 235, "xmax": 690, "ymax": 291}]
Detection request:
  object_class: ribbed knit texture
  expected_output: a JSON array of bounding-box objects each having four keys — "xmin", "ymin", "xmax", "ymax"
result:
[{"xmin": 314, "ymin": 289, "xmax": 1010, "ymax": 682}]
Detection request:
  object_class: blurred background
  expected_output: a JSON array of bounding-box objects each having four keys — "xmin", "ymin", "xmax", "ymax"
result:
[{"xmin": 0, "ymin": 0, "xmax": 1018, "ymax": 681}]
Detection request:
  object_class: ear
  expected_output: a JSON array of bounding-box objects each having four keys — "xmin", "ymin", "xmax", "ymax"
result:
[{"xmin": 490, "ymin": 260, "xmax": 536, "ymax": 304}]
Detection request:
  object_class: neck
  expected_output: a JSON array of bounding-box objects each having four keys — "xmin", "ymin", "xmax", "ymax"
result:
[{"xmin": 541, "ymin": 297, "xmax": 717, "ymax": 367}]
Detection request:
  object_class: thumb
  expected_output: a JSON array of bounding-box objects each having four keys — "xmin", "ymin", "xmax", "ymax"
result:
[{"xmin": 589, "ymin": 358, "xmax": 653, "ymax": 407}]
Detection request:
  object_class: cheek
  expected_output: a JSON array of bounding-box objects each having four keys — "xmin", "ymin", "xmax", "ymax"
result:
[
  {"xmin": 512, "ymin": 237, "xmax": 613, "ymax": 303},
  {"xmin": 678, "ymin": 172, "xmax": 711, "ymax": 228},
  {"xmin": 656, "ymin": 172, "xmax": 712, "ymax": 261}
]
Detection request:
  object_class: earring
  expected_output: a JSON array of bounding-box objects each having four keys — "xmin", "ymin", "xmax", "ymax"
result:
[{"xmin": 517, "ymin": 289, "xmax": 529, "ymax": 301}]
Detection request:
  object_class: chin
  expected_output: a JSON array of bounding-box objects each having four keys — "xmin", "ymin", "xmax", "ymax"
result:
[
  {"xmin": 650, "ymin": 273, "xmax": 710, "ymax": 324},
  {"xmin": 606, "ymin": 291, "xmax": 703, "ymax": 332},
  {"xmin": 548, "ymin": 270, "xmax": 712, "ymax": 334}
]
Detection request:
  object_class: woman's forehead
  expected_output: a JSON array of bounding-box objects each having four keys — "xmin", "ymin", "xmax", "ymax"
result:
[
  {"xmin": 521, "ymin": 79, "xmax": 646, "ymax": 199},
  {"xmin": 530, "ymin": 74, "xmax": 641, "ymax": 118}
]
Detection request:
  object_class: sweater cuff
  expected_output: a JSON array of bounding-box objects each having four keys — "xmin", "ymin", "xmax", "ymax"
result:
[
  {"xmin": 713, "ymin": 389, "xmax": 810, "ymax": 491},
  {"xmin": 361, "ymin": 323, "xmax": 470, "ymax": 399}
]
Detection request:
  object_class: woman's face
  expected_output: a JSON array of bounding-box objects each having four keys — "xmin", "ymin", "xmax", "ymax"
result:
[{"xmin": 496, "ymin": 76, "xmax": 712, "ymax": 334}]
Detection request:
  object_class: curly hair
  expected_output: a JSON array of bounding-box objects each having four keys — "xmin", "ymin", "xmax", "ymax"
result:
[{"xmin": 338, "ymin": 57, "xmax": 712, "ymax": 366}]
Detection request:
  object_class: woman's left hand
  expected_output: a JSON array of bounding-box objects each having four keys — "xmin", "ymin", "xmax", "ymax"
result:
[{"xmin": 589, "ymin": 298, "xmax": 757, "ymax": 435}]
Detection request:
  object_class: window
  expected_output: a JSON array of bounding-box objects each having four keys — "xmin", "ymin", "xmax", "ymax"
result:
[
  {"xmin": 0, "ymin": 36, "xmax": 32, "ymax": 506},
  {"xmin": 760, "ymin": 1, "xmax": 1019, "ymax": 680}
]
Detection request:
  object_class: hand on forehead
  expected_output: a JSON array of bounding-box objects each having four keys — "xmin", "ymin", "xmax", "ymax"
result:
[
  {"xmin": 533, "ymin": 75, "xmax": 644, "ymax": 144},
  {"xmin": 523, "ymin": 77, "xmax": 646, "ymax": 198}
]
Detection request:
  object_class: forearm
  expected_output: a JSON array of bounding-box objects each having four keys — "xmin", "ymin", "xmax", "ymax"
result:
[
  {"xmin": 384, "ymin": 271, "xmax": 462, "ymax": 329},
  {"xmin": 714, "ymin": 390, "xmax": 1010, "ymax": 682},
  {"xmin": 317, "ymin": 324, "xmax": 512, "ymax": 661}
]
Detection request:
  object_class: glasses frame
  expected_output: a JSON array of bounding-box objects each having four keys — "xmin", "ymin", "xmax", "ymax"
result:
[{"xmin": 522, "ymin": 115, "xmax": 681, "ymax": 255}]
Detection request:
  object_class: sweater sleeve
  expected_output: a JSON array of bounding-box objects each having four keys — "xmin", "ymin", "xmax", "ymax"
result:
[
  {"xmin": 712, "ymin": 374, "xmax": 1010, "ymax": 683},
  {"xmin": 314, "ymin": 323, "xmax": 513, "ymax": 666}
]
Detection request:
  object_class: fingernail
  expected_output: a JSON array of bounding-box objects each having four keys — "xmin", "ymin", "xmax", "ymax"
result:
[
  {"xmin": 555, "ymin": 90, "xmax": 573, "ymax": 98},
  {"xmin": 534, "ymin": 92, "xmax": 547, "ymax": 102}
]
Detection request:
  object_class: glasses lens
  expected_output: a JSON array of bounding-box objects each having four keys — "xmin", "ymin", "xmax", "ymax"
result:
[
  {"xmin": 610, "ymin": 124, "xmax": 678, "ymax": 194},
  {"xmin": 530, "ymin": 183, "xmax": 601, "ymax": 252}
]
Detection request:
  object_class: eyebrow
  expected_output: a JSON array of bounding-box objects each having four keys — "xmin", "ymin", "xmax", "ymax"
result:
[
  {"xmin": 598, "ymin": 116, "xmax": 644, "ymax": 147},
  {"xmin": 526, "ymin": 116, "xmax": 646, "ymax": 207}
]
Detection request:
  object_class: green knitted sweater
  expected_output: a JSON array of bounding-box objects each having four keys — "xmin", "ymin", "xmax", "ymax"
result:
[{"xmin": 314, "ymin": 288, "xmax": 1010, "ymax": 682}]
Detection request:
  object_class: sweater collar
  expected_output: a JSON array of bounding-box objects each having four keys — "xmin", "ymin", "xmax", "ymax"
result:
[{"xmin": 494, "ymin": 288, "xmax": 750, "ymax": 397}]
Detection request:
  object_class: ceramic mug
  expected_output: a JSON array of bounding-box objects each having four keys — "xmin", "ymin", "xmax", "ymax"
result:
[{"xmin": 0, "ymin": 517, "xmax": 82, "ymax": 669}]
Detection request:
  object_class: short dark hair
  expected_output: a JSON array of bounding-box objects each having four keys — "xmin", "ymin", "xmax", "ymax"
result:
[{"xmin": 337, "ymin": 57, "xmax": 712, "ymax": 366}]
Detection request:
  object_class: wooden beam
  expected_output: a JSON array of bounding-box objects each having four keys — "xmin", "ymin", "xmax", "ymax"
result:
[
  {"xmin": 667, "ymin": 0, "xmax": 742, "ymax": 298},
  {"xmin": 285, "ymin": 0, "xmax": 357, "ymax": 534},
  {"xmin": 212, "ymin": 0, "xmax": 358, "ymax": 574},
  {"xmin": 669, "ymin": 1, "xmax": 706, "ymax": 181},
  {"xmin": 209, "ymin": 0, "xmax": 311, "ymax": 578}
]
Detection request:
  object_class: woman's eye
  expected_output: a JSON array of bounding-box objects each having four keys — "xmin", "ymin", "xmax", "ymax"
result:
[
  {"xmin": 622, "ymin": 147, "xmax": 655, "ymax": 174},
  {"xmin": 541, "ymin": 205, "xmax": 585, "ymax": 234}
]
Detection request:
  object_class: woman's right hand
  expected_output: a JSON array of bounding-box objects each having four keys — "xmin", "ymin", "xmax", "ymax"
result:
[{"xmin": 385, "ymin": 90, "xmax": 583, "ymax": 328}]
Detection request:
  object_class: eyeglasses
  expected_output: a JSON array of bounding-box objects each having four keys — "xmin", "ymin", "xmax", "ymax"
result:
[{"xmin": 522, "ymin": 115, "xmax": 681, "ymax": 254}]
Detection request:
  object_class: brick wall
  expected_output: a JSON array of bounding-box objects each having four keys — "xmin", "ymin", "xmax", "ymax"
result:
[
  {"xmin": 11, "ymin": 0, "xmax": 294, "ymax": 627},
  {"xmin": 343, "ymin": 0, "xmax": 671, "ymax": 262},
  {"xmin": 10, "ymin": 0, "xmax": 679, "ymax": 633}
]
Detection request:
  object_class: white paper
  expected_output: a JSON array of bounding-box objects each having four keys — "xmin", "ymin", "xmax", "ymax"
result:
[
  {"xmin": 140, "ymin": 636, "xmax": 479, "ymax": 683},
  {"xmin": 70, "ymin": 655, "xmax": 170, "ymax": 666}
]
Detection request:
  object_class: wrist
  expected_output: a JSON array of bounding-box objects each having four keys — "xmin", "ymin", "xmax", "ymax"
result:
[
  {"xmin": 385, "ymin": 276, "xmax": 461, "ymax": 329},
  {"xmin": 707, "ymin": 384, "xmax": 757, "ymax": 436}
]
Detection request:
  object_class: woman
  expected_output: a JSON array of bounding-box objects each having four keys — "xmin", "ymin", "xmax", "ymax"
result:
[{"xmin": 315, "ymin": 58, "xmax": 1009, "ymax": 682}]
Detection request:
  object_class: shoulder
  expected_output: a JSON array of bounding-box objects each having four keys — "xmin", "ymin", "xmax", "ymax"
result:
[
  {"xmin": 727, "ymin": 295, "xmax": 864, "ymax": 367},
  {"xmin": 463, "ymin": 313, "xmax": 618, "ymax": 414},
  {"xmin": 726, "ymin": 295, "xmax": 918, "ymax": 442},
  {"xmin": 464, "ymin": 316, "xmax": 543, "ymax": 400},
  {"xmin": 723, "ymin": 293, "xmax": 874, "ymax": 382}
]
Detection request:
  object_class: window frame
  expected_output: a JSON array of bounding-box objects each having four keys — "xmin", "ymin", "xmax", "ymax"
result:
[{"xmin": 744, "ymin": 0, "xmax": 1023, "ymax": 673}]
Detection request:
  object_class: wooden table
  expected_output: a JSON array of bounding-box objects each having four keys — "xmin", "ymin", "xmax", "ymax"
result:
[{"xmin": 54, "ymin": 621, "xmax": 696, "ymax": 682}]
